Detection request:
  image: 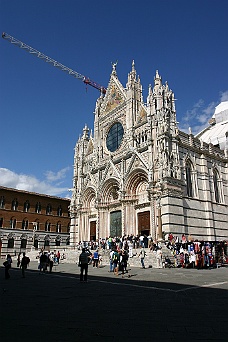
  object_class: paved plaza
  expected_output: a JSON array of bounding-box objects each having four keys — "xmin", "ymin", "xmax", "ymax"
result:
[{"xmin": 1, "ymin": 261, "xmax": 227, "ymax": 341}]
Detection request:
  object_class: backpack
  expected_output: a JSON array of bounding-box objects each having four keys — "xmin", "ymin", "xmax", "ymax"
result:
[
  {"xmin": 112, "ymin": 253, "xmax": 118, "ymax": 262},
  {"xmin": 25, "ymin": 257, "xmax": 30, "ymax": 265}
]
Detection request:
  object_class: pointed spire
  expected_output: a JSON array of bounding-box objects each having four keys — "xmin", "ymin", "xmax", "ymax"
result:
[
  {"xmin": 82, "ymin": 124, "xmax": 89, "ymax": 140},
  {"xmin": 154, "ymin": 70, "xmax": 162, "ymax": 87},
  {"xmin": 127, "ymin": 60, "xmax": 137, "ymax": 90}
]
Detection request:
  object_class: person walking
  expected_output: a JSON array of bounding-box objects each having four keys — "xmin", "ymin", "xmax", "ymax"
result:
[
  {"xmin": 139, "ymin": 247, "xmax": 146, "ymax": 268},
  {"xmin": 156, "ymin": 247, "xmax": 163, "ymax": 268},
  {"xmin": 92, "ymin": 250, "xmax": 99, "ymax": 268},
  {"xmin": 112, "ymin": 249, "xmax": 119, "ymax": 275},
  {"xmin": 21, "ymin": 252, "xmax": 30, "ymax": 278},
  {"xmin": 17, "ymin": 252, "xmax": 21, "ymax": 267},
  {"xmin": 49, "ymin": 252, "xmax": 54, "ymax": 273},
  {"xmin": 120, "ymin": 250, "xmax": 129, "ymax": 277},
  {"xmin": 39, "ymin": 252, "xmax": 48, "ymax": 273},
  {"xmin": 109, "ymin": 249, "xmax": 114, "ymax": 272},
  {"xmin": 78, "ymin": 248, "xmax": 89, "ymax": 282},
  {"xmin": 56, "ymin": 251, "xmax": 60, "ymax": 264},
  {"xmin": 4, "ymin": 254, "xmax": 12, "ymax": 279},
  {"xmin": 129, "ymin": 241, "xmax": 133, "ymax": 258}
]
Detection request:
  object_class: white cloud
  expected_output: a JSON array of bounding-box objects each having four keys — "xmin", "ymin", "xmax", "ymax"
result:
[
  {"xmin": 220, "ymin": 90, "xmax": 228, "ymax": 102},
  {"xmin": 0, "ymin": 167, "xmax": 70, "ymax": 197},
  {"xmin": 44, "ymin": 167, "xmax": 71, "ymax": 182},
  {"xmin": 179, "ymin": 90, "xmax": 228, "ymax": 135}
]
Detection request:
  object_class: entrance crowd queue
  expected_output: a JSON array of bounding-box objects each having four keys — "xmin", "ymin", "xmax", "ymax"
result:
[
  {"xmin": 76, "ymin": 233, "xmax": 227, "ymax": 270},
  {"xmin": 77, "ymin": 234, "xmax": 164, "ymax": 277}
]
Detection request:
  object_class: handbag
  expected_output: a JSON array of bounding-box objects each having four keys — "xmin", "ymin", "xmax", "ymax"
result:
[{"xmin": 3, "ymin": 261, "xmax": 8, "ymax": 267}]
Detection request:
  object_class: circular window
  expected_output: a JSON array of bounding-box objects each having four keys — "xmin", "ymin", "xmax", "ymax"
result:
[{"xmin": 106, "ymin": 122, "xmax": 124, "ymax": 152}]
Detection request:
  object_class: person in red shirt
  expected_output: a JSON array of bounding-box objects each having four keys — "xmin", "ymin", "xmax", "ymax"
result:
[{"xmin": 57, "ymin": 251, "xmax": 60, "ymax": 264}]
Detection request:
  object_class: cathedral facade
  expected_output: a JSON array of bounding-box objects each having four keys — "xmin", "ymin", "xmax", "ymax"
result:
[{"xmin": 70, "ymin": 62, "xmax": 228, "ymax": 244}]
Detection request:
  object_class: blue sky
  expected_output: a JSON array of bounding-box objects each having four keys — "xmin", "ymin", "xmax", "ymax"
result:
[{"xmin": 1, "ymin": 0, "xmax": 228, "ymax": 198}]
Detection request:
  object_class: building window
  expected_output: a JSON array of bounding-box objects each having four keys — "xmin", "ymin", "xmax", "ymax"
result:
[
  {"xmin": 0, "ymin": 217, "xmax": 3, "ymax": 227},
  {"xmin": 57, "ymin": 205, "xmax": 62, "ymax": 216},
  {"xmin": 0, "ymin": 196, "xmax": 5, "ymax": 209},
  {"xmin": 185, "ymin": 162, "xmax": 193, "ymax": 197},
  {"xmin": 213, "ymin": 169, "xmax": 220, "ymax": 203},
  {"xmin": 11, "ymin": 198, "xmax": 18, "ymax": 211},
  {"xmin": 56, "ymin": 222, "xmax": 61, "ymax": 233},
  {"xmin": 36, "ymin": 202, "xmax": 41, "ymax": 214},
  {"xmin": 20, "ymin": 239, "xmax": 27, "ymax": 249},
  {"xmin": 24, "ymin": 200, "xmax": 30, "ymax": 212},
  {"xmin": 106, "ymin": 122, "xmax": 124, "ymax": 152},
  {"xmin": 46, "ymin": 204, "xmax": 52, "ymax": 215},
  {"xmin": 7, "ymin": 238, "xmax": 14, "ymax": 248},
  {"xmin": 55, "ymin": 236, "xmax": 61, "ymax": 246},
  {"xmin": 34, "ymin": 239, "xmax": 39, "ymax": 249},
  {"xmin": 33, "ymin": 221, "xmax": 39, "ymax": 231},
  {"xmin": 22, "ymin": 219, "xmax": 28, "ymax": 230},
  {"xmin": 45, "ymin": 221, "xmax": 51, "ymax": 232},
  {"xmin": 44, "ymin": 239, "xmax": 50, "ymax": 247},
  {"xmin": 10, "ymin": 217, "xmax": 16, "ymax": 229}
]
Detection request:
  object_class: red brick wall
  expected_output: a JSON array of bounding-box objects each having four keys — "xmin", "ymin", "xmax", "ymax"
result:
[{"xmin": 0, "ymin": 187, "xmax": 70, "ymax": 233}]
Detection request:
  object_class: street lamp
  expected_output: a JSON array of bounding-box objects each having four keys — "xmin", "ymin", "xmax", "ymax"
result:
[{"xmin": 32, "ymin": 222, "xmax": 37, "ymax": 250}]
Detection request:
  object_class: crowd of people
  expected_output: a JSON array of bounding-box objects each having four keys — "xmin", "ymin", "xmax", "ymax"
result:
[
  {"xmin": 3, "ymin": 233, "xmax": 227, "ymax": 281},
  {"xmin": 3, "ymin": 252, "xmax": 30, "ymax": 279},
  {"xmin": 164, "ymin": 233, "xmax": 228, "ymax": 269},
  {"xmin": 77, "ymin": 234, "xmax": 154, "ymax": 252},
  {"xmin": 37, "ymin": 249, "xmax": 66, "ymax": 273},
  {"xmin": 77, "ymin": 233, "xmax": 227, "ymax": 271}
]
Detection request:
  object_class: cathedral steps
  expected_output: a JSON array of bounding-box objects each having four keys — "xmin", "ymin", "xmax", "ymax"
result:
[{"xmin": 22, "ymin": 247, "xmax": 163, "ymax": 268}]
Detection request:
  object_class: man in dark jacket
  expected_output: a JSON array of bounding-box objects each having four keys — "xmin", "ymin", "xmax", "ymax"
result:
[
  {"xmin": 21, "ymin": 252, "xmax": 30, "ymax": 278},
  {"xmin": 79, "ymin": 248, "xmax": 89, "ymax": 282}
]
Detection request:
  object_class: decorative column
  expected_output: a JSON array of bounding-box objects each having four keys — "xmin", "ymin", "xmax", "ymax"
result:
[
  {"xmin": 156, "ymin": 197, "xmax": 162, "ymax": 241},
  {"xmin": 156, "ymin": 187, "xmax": 163, "ymax": 242},
  {"xmin": 122, "ymin": 202, "xmax": 125, "ymax": 236}
]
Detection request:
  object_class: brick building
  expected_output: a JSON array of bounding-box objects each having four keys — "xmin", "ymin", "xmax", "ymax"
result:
[{"xmin": 0, "ymin": 186, "xmax": 70, "ymax": 257}]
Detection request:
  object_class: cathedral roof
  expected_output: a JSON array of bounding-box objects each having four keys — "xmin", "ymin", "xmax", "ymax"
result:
[{"xmin": 196, "ymin": 101, "xmax": 228, "ymax": 150}]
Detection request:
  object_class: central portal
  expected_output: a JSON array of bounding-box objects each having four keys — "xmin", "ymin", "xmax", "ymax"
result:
[
  {"xmin": 110, "ymin": 210, "xmax": 122, "ymax": 237},
  {"xmin": 90, "ymin": 221, "xmax": 96, "ymax": 241},
  {"xmin": 138, "ymin": 211, "xmax": 150, "ymax": 236}
]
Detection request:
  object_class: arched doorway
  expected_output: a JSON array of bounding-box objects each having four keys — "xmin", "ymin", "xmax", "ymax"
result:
[
  {"xmin": 138, "ymin": 211, "xmax": 150, "ymax": 236},
  {"xmin": 110, "ymin": 211, "xmax": 122, "ymax": 237},
  {"xmin": 44, "ymin": 235, "xmax": 50, "ymax": 251},
  {"xmin": 90, "ymin": 221, "xmax": 96, "ymax": 241},
  {"xmin": 34, "ymin": 239, "xmax": 39, "ymax": 249},
  {"xmin": 20, "ymin": 239, "xmax": 27, "ymax": 250}
]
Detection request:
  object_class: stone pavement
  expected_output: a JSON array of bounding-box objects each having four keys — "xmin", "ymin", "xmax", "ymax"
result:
[{"xmin": 0, "ymin": 261, "xmax": 227, "ymax": 341}]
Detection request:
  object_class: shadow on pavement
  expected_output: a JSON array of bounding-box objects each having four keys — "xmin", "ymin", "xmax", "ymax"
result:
[{"xmin": 0, "ymin": 265, "xmax": 227, "ymax": 341}]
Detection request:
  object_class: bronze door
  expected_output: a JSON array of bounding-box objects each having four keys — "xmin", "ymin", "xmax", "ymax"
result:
[
  {"xmin": 90, "ymin": 221, "xmax": 96, "ymax": 241},
  {"xmin": 138, "ymin": 211, "xmax": 150, "ymax": 236},
  {"xmin": 110, "ymin": 211, "xmax": 122, "ymax": 237}
]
